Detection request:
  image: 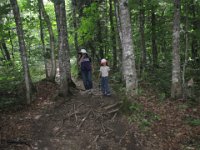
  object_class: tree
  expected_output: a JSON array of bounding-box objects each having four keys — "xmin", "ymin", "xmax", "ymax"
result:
[
  {"xmin": 38, "ymin": 0, "xmax": 56, "ymax": 81},
  {"xmin": 109, "ymin": 0, "xmax": 117, "ymax": 70},
  {"xmin": 139, "ymin": 0, "xmax": 146, "ymax": 70},
  {"xmin": 117, "ymin": 0, "xmax": 138, "ymax": 95},
  {"xmin": 10, "ymin": 0, "xmax": 33, "ymax": 104},
  {"xmin": 54, "ymin": 0, "xmax": 71, "ymax": 97},
  {"xmin": 151, "ymin": 4, "xmax": 158, "ymax": 68},
  {"xmin": 171, "ymin": 0, "xmax": 182, "ymax": 98},
  {"xmin": 191, "ymin": 0, "xmax": 199, "ymax": 61},
  {"xmin": 1, "ymin": 38, "xmax": 11, "ymax": 61},
  {"xmin": 38, "ymin": 0, "xmax": 48, "ymax": 78}
]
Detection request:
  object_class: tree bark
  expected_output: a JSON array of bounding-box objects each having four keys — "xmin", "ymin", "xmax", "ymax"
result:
[
  {"xmin": 10, "ymin": 0, "xmax": 33, "ymax": 104},
  {"xmin": 191, "ymin": 0, "xmax": 198, "ymax": 60},
  {"xmin": 109, "ymin": 0, "xmax": 117, "ymax": 70},
  {"xmin": 8, "ymin": 30, "xmax": 15, "ymax": 59},
  {"xmin": 139, "ymin": 0, "xmax": 146, "ymax": 70},
  {"xmin": 71, "ymin": 0, "xmax": 80, "ymax": 76},
  {"xmin": 151, "ymin": 8, "xmax": 158, "ymax": 68},
  {"xmin": 114, "ymin": 0, "xmax": 123, "ymax": 82},
  {"xmin": 117, "ymin": 0, "xmax": 138, "ymax": 95},
  {"xmin": 38, "ymin": 0, "xmax": 48, "ymax": 78},
  {"xmin": 97, "ymin": 19, "xmax": 104, "ymax": 59},
  {"xmin": 1, "ymin": 39, "xmax": 11, "ymax": 61},
  {"xmin": 171, "ymin": 0, "xmax": 182, "ymax": 99},
  {"xmin": 182, "ymin": 0, "xmax": 189, "ymax": 99},
  {"xmin": 38, "ymin": 0, "xmax": 56, "ymax": 81},
  {"xmin": 54, "ymin": 0, "xmax": 71, "ymax": 98}
]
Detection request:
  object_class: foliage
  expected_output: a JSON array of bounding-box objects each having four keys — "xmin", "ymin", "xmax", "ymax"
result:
[
  {"xmin": 70, "ymin": 56, "xmax": 79, "ymax": 78},
  {"xmin": 0, "ymin": 62, "xmax": 23, "ymax": 92},
  {"xmin": 185, "ymin": 116, "xmax": 200, "ymax": 126},
  {"xmin": 128, "ymin": 102, "xmax": 160, "ymax": 130},
  {"xmin": 77, "ymin": 2, "xmax": 99, "ymax": 46}
]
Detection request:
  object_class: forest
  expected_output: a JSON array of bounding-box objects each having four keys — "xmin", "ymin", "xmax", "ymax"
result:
[{"xmin": 0, "ymin": 0, "xmax": 200, "ymax": 149}]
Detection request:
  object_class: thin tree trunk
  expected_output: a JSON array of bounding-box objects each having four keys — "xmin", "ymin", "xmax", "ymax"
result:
[
  {"xmin": 38, "ymin": 0, "xmax": 56, "ymax": 81},
  {"xmin": 38, "ymin": 0, "xmax": 48, "ymax": 78},
  {"xmin": 97, "ymin": 19, "xmax": 104, "ymax": 59},
  {"xmin": 151, "ymin": 8, "xmax": 158, "ymax": 68},
  {"xmin": 182, "ymin": 0, "xmax": 189, "ymax": 99},
  {"xmin": 114, "ymin": 0, "xmax": 123, "ymax": 81},
  {"xmin": 117, "ymin": 0, "xmax": 138, "ymax": 95},
  {"xmin": 10, "ymin": 0, "xmax": 33, "ymax": 104},
  {"xmin": 54, "ymin": 0, "xmax": 71, "ymax": 98},
  {"xmin": 71, "ymin": 0, "xmax": 80, "ymax": 76},
  {"xmin": 191, "ymin": 0, "xmax": 198, "ymax": 60},
  {"xmin": 1, "ymin": 39, "xmax": 11, "ymax": 61},
  {"xmin": 0, "ymin": 45, "xmax": 6, "ymax": 60},
  {"xmin": 171, "ymin": 0, "xmax": 182, "ymax": 99},
  {"xmin": 8, "ymin": 30, "xmax": 15, "ymax": 59},
  {"xmin": 109, "ymin": 0, "xmax": 117, "ymax": 70},
  {"xmin": 139, "ymin": 0, "xmax": 146, "ymax": 70}
]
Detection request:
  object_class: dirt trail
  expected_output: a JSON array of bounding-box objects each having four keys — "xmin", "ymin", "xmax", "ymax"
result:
[{"xmin": 0, "ymin": 81, "xmax": 142, "ymax": 150}]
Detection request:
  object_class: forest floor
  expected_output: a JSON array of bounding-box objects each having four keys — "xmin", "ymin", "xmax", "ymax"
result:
[{"xmin": 0, "ymin": 79, "xmax": 200, "ymax": 150}]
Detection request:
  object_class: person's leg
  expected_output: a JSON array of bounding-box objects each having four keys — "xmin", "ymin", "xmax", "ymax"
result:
[
  {"xmin": 101, "ymin": 77, "xmax": 106, "ymax": 95},
  {"xmin": 87, "ymin": 70, "xmax": 93, "ymax": 89},
  {"xmin": 81, "ymin": 70, "xmax": 88, "ymax": 90},
  {"xmin": 84, "ymin": 71, "xmax": 90, "ymax": 90},
  {"xmin": 104, "ymin": 77, "xmax": 111, "ymax": 95}
]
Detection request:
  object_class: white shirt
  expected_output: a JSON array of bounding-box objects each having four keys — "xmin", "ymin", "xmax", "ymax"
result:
[{"xmin": 100, "ymin": 66, "xmax": 110, "ymax": 77}]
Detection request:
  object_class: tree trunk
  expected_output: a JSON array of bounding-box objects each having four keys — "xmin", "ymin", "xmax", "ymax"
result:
[
  {"xmin": 109, "ymin": 0, "xmax": 117, "ymax": 70},
  {"xmin": 191, "ymin": 1, "xmax": 198, "ymax": 60},
  {"xmin": 8, "ymin": 30, "xmax": 15, "ymax": 59},
  {"xmin": 38, "ymin": 0, "xmax": 56, "ymax": 81},
  {"xmin": 139, "ymin": 0, "xmax": 146, "ymax": 70},
  {"xmin": 54, "ymin": 0, "xmax": 71, "ymax": 98},
  {"xmin": 97, "ymin": 19, "xmax": 104, "ymax": 59},
  {"xmin": 114, "ymin": 0, "xmax": 123, "ymax": 82},
  {"xmin": 38, "ymin": 0, "xmax": 48, "ymax": 78},
  {"xmin": 182, "ymin": 0, "xmax": 189, "ymax": 99},
  {"xmin": 151, "ymin": 8, "xmax": 158, "ymax": 68},
  {"xmin": 1, "ymin": 39, "xmax": 11, "ymax": 61},
  {"xmin": 0, "ymin": 45, "xmax": 6, "ymax": 60},
  {"xmin": 71, "ymin": 0, "xmax": 80, "ymax": 76},
  {"xmin": 171, "ymin": 0, "xmax": 182, "ymax": 99},
  {"xmin": 117, "ymin": 0, "xmax": 138, "ymax": 95},
  {"xmin": 10, "ymin": 0, "xmax": 33, "ymax": 104}
]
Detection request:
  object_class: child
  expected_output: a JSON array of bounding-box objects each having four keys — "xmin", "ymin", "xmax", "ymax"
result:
[{"xmin": 99, "ymin": 58, "xmax": 111, "ymax": 96}]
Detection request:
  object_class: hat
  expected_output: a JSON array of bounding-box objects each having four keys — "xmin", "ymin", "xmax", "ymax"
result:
[
  {"xmin": 80, "ymin": 49, "xmax": 87, "ymax": 54},
  {"xmin": 101, "ymin": 58, "xmax": 107, "ymax": 64}
]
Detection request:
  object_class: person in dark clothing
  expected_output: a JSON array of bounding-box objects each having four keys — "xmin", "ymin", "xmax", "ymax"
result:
[{"xmin": 78, "ymin": 49, "xmax": 93, "ymax": 91}]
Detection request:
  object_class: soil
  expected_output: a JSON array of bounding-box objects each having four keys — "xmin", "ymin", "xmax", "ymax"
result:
[
  {"xmin": 0, "ymin": 80, "xmax": 199, "ymax": 150},
  {"xmin": 0, "ymin": 80, "xmax": 143, "ymax": 150}
]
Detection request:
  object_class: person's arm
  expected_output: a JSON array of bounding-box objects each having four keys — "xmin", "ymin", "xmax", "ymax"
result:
[
  {"xmin": 78, "ymin": 54, "xmax": 85, "ymax": 65},
  {"xmin": 99, "ymin": 67, "xmax": 102, "ymax": 78}
]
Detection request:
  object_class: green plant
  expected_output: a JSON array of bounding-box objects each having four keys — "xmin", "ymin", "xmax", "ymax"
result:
[{"xmin": 186, "ymin": 118, "xmax": 200, "ymax": 126}]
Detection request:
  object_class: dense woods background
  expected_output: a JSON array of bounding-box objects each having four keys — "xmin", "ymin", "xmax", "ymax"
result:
[
  {"xmin": 1, "ymin": 0, "xmax": 199, "ymax": 102},
  {"xmin": 0, "ymin": 0, "xmax": 200, "ymax": 149}
]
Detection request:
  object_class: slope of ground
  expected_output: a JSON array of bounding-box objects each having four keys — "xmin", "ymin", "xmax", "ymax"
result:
[
  {"xmin": 0, "ymin": 80, "xmax": 142, "ymax": 150},
  {"xmin": 0, "ymin": 80, "xmax": 199, "ymax": 150}
]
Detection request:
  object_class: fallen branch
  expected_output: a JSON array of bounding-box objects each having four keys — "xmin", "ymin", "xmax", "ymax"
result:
[
  {"xmin": 111, "ymin": 113, "xmax": 117, "ymax": 121},
  {"xmin": 119, "ymin": 126, "xmax": 134, "ymax": 144},
  {"xmin": 93, "ymin": 135, "xmax": 99, "ymax": 143},
  {"xmin": 77, "ymin": 109, "xmax": 92, "ymax": 129},
  {"xmin": 103, "ymin": 102, "xmax": 120, "ymax": 110},
  {"xmin": 73, "ymin": 104, "xmax": 78, "ymax": 122},
  {"xmin": 101, "ymin": 122, "xmax": 106, "ymax": 133},
  {"xmin": 1, "ymin": 139, "xmax": 32, "ymax": 147},
  {"xmin": 107, "ymin": 108, "xmax": 119, "ymax": 114}
]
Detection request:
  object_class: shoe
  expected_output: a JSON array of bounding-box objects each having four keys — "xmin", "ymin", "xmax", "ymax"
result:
[{"xmin": 106, "ymin": 93, "xmax": 111, "ymax": 96}]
